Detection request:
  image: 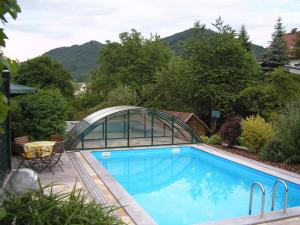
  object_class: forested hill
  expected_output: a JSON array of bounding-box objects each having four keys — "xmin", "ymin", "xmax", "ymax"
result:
[
  {"xmin": 44, "ymin": 41, "xmax": 104, "ymax": 81},
  {"xmin": 44, "ymin": 29, "xmax": 265, "ymax": 82},
  {"xmin": 162, "ymin": 28, "xmax": 266, "ymax": 59}
]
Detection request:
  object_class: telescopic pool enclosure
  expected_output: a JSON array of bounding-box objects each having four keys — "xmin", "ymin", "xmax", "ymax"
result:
[{"xmin": 65, "ymin": 106, "xmax": 201, "ymax": 150}]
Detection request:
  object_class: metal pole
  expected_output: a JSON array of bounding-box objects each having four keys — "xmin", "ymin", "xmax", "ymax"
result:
[
  {"xmin": 127, "ymin": 110, "xmax": 130, "ymax": 147},
  {"xmin": 171, "ymin": 117, "xmax": 174, "ymax": 145},
  {"xmin": 151, "ymin": 112, "xmax": 154, "ymax": 145},
  {"xmin": 2, "ymin": 68, "xmax": 11, "ymax": 171},
  {"xmin": 104, "ymin": 117, "xmax": 107, "ymax": 148}
]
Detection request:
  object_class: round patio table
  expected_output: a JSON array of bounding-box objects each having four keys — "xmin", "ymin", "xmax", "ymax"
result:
[{"xmin": 24, "ymin": 141, "xmax": 56, "ymax": 158}]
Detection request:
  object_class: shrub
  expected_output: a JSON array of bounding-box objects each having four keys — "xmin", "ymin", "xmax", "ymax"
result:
[
  {"xmin": 259, "ymin": 138, "xmax": 286, "ymax": 162},
  {"xmin": 218, "ymin": 116, "xmax": 241, "ymax": 147},
  {"xmin": 207, "ymin": 134, "xmax": 222, "ymax": 145},
  {"xmin": 200, "ymin": 135, "xmax": 209, "ymax": 143},
  {"xmin": 260, "ymin": 100, "xmax": 300, "ymax": 163},
  {"xmin": 0, "ymin": 183, "xmax": 125, "ymax": 225},
  {"xmin": 239, "ymin": 115, "xmax": 275, "ymax": 152},
  {"xmin": 11, "ymin": 89, "xmax": 69, "ymax": 140}
]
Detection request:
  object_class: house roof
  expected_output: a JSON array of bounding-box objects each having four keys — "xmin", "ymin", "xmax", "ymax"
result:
[
  {"xmin": 282, "ymin": 31, "xmax": 300, "ymax": 50},
  {"xmin": 164, "ymin": 110, "xmax": 211, "ymax": 131}
]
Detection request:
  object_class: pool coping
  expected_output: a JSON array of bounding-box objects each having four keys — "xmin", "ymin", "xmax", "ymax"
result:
[{"xmin": 79, "ymin": 144, "xmax": 300, "ymax": 225}]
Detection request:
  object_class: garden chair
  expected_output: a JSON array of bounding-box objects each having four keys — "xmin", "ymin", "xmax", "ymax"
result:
[
  {"xmin": 38, "ymin": 141, "xmax": 64, "ymax": 174},
  {"xmin": 14, "ymin": 136, "xmax": 29, "ymax": 147},
  {"xmin": 49, "ymin": 134, "xmax": 64, "ymax": 142},
  {"xmin": 12, "ymin": 137, "xmax": 38, "ymax": 169}
]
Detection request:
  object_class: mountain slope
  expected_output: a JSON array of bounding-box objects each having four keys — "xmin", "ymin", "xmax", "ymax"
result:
[
  {"xmin": 44, "ymin": 29, "xmax": 265, "ymax": 81},
  {"xmin": 162, "ymin": 28, "xmax": 266, "ymax": 59},
  {"xmin": 44, "ymin": 41, "xmax": 104, "ymax": 81}
]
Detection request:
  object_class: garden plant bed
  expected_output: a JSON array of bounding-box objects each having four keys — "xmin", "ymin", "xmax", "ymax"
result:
[{"xmin": 209, "ymin": 144, "xmax": 300, "ymax": 175}]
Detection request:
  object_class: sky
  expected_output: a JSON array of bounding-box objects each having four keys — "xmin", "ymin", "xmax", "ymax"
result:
[{"xmin": 2, "ymin": 0, "xmax": 300, "ymax": 61}]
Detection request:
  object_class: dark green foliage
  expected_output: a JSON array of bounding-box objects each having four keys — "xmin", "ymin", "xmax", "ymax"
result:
[
  {"xmin": 184, "ymin": 19, "xmax": 261, "ymax": 122},
  {"xmin": 90, "ymin": 29, "xmax": 171, "ymax": 102},
  {"xmin": 261, "ymin": 17, "xmax": 288, "ymax": 72},
  {"xmin": 236, "ymin": 68, "xmax": 300, "ymax": 118},
  {"xmin": 15, "ymin": 56, "xmax": 74, "ymax": 98},
  {"xmin": 93, "ymin": 85, "xmax": 140, "ymax": 111},
  {"xmin": 260, "ymin": 100, "xmax": 300, "ymax": 163},
  {"xmin": 238, "ymin": 25, "xmax": 251, "ymax": 52},
  {"xmin": 11, "ymin": 89, "xmax": 69, "ymax": 140},
  {"xmin": 143, "ymin": 57, "xmax": 195, "ymax": 111},
  {"xmin": 218, "ymin": 116, "xmax": 241, "ymax": 147},
  {"xmin": 44, "ymin": 41, "xmax": 104, "ymax": 82},
  {"xmin": 0, "ymin": 183, "xmax": 125, "ymax": 225}
]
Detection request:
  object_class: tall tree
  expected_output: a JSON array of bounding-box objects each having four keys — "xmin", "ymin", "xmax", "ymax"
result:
[
  {"xmin": 143, "ymin": 57, "xmax": 195, "ymax": 111},
  {"xmin": 184, "ymin": 18, "xmax": 261, "ymax": 122},
  {"xmin": 238, "ymin": 25, "xmax": 251, "ymax": 52},
  {"xmin": 90, "ymin": 29, "xmax": 172, "ymax": 102},
  {"xmin": 15, "ymin": 56, "xmax": 74, "ymax": 98},
  {"xmin": 261, "ymin": 17, "xmax": 288, "ymax": 72}
]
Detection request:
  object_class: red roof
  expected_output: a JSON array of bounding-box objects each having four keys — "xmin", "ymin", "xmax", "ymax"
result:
[
  {"xmin": 164, "ymin": 110, "xmax": 210, "ymax": 131},
  {"xmin": 282, "ymin": 31, "xmax": 300, "ymax": 50}
]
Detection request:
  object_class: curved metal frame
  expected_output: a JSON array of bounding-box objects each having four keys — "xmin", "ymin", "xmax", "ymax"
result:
[
  {"xmin": 249, "ymin": 182, "xmax": 265, "ymax": 218},
  {"xmin": 271, "ymin": 179, "xmax": 288, "ymax": 214},
  {"xmin": 65, "ymin": 106, "xmax": 201, "ymax": 150}
]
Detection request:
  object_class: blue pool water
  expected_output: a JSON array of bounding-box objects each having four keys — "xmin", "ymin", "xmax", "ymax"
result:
[{"xmin": 92, "ymin": 146, "xmax": 300, "ymax": 225}]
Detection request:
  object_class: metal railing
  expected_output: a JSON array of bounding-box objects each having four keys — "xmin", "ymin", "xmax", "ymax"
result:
[
  {"xmin": 271, "ymin": 179, "xmax": 288, "ymax": 214},
  {"xmin": 249, "ymin": 182, "xmax": 265, "ymax": 217}
]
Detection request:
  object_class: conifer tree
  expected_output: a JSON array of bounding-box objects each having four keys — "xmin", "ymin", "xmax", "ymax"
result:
[
  {"xmin": 238, "ymin": 25, "xmax": 251, "ymax": 52},
  {"xmin": 261, "ymin": 17, "xmax": 288, "ymax": 72}
]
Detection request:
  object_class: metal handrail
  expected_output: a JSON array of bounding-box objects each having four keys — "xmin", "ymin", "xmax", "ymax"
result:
[
  {"xmin": 249, "ymin": 182, "xmax": 265, "ymax": 217},
  {"xmin": 271, "ymin": 179, "xmax": 288, "ymax": 214}
]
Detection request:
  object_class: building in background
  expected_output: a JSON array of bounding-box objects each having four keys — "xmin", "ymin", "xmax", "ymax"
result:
[{"xmin": 283, "ymin": 28, "xmax": 300, "ymax": 74}]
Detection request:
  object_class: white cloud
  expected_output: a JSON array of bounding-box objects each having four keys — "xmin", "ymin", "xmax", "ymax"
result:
[{"xmin": 3, "ymin": 0, "xmax": 300, "ymax": 61}]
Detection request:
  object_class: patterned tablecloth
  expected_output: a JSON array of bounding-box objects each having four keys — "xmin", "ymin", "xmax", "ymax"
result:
[{"xmin": 24, "ymin": 141, "xmax": 56, "ymax": 158}]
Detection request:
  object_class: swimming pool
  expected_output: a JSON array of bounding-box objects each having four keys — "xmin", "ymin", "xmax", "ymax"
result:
[{"xmin": 92, "ymin": 146, "xmax": 300, "ymax": 225}]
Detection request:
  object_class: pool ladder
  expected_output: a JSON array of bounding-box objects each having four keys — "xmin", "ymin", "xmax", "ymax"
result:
[{"xmin": 248, "ymin": 179, "xmax": 288, "ymax": 217}]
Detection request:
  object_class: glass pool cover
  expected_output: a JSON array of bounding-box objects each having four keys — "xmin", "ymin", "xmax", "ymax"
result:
[{"xmin": 92, "ymin": 146, "xmax": 300, "ymax": 225}]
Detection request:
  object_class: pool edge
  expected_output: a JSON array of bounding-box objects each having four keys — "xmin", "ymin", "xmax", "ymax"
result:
[{"xmin": 78, "ymin": 144, "xmax": 300, "ymax": 225}]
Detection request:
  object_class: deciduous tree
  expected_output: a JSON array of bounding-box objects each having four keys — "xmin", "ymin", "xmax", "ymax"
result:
[
  {"xmin": 184, "ymin": 18, "xmax": 261, "ymax": 122},
  {"xmin": 15, "ymin": 56, "xmax": 74, "ymax": 98}
]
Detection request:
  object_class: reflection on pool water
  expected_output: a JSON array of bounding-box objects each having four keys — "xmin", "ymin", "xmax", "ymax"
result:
[{"xmin": 92, "ymin": 146, "xmax": 300, "ymax": 225}]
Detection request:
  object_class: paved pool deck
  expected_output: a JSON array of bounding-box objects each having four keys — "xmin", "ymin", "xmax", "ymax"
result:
[{"xmin": 11, "ymin": 146, "xmax": 300, "ymax": 225}]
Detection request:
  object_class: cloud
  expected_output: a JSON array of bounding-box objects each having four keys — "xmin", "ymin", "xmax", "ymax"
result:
[{"xmin": 3, "ymin": 0, "xmax": 300, "ymax": 61}]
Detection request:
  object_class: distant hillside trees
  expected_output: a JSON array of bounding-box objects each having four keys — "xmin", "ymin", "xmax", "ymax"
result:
[
  {"xmin": 261, "ymin": 17, "xmax": 288, "ymax": 72},
  {"xmin": 15, "ymin": 56, "xmax": 74, "ymax": 98}
]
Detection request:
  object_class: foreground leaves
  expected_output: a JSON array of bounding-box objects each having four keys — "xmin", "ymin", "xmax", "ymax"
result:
[{"xmin": 0, "ymin": 183, "xmax": 125, "ymax": 225}]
